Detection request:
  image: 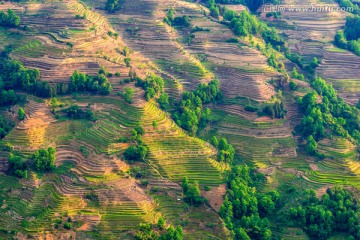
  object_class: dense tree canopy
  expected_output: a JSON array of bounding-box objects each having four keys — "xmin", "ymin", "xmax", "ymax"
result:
[
  {"xmin": 124, "ymin": 145, "xmax": 148, "ymax": 161},
  {"xmin": 335, "ymin": 16, "xmax": 360, "ymax": 56},
  {"xmin": 262, "ymin": 100, "xmax": 287, "ymax": 119},
  {"xmin": 163, "ymin": 9, "xmax": 191, "ymax": 27},
  {"xmin": 69, "ymin": 70, "xmax": 112, "ymax": 95},
  {"xmin": 64, "ymin": 105, "xmax": 94, "ymax": 120},
  {"xmin": 135, "ymin": 74, "xmax": 164, "ymax": 101},
  {"xmin": 0, "ymin": 51, "xmax": 40, "ymax": 94},
  {"xmin": 181, "ymin": 177, "xmax": 206, "ymax": 205},
  {"xmin": 211, "ymin": 136, "xmax": 235, "ymax": 164},
  {"xmin": 32, "ymin": 147, "xmax": 56, "ymax": 172},
  {"xmin": 216, "ymin": 8, "xmax": 284, "ymax": 48},
  {"xmin": 0, "ymin": 116, "xmax": 14, "ymax": 139},
  {"xmin": 8, "ymin": 154, "xmax": 28, "ymax": 179},
  {"xmin": 290, "ymin": 187, "xmax": 360, "ymax": 239},
  {"xmin": 173, "ymin": 79, "xmax": 222, "ymax": 134},
  {"xmin": 219, "ymin": 165, "xmax": 279, "ymax": 239},
  {"xmin": 135, "ymin": 222, "xmax": 183, "ymax": 240},
  {"xmin": 337, "ymin": 0, "xmax": 360, "ymax": 14},
  {"xmin": 297, "ymin": 76, "xmax": 360, "ymax": 156},
  {"xmin": 0, "ymin": 9, "xmax": 20, "ymax": 28}
]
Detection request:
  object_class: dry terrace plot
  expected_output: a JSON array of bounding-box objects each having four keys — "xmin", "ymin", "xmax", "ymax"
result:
[
  {"xmin": 4, "ymin": 1, "xmax": 134, "ymax": 84},
  {"xmin": 85, "ymin": 0, "xmax": 276, "ymax": 101},
  {"xmin": 163, "ymin": 1, "xmax": 277, "ymax": 101},
  {"xmin": 317, "ymin": 47, "xmax": 360, "ymax": 105},
  {"xmin": 259, "ymin": 0, "xmax": 360, "ymax": 106},
  {"xmin": 260, "ymin": 0, "xmax": 347, "ymax": 63},
  {"xmin": 185, "ymin": 16, "xmax": 277, "ymax": 101},
  {"xmin": 95, "ymin": 0, "xmax": 213, "ymax": 92}
]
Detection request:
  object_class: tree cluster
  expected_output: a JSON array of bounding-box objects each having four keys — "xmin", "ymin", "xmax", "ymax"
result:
[
  {"xmin": 105, "ymin": 0, "xmax": 123, "ymax": 13},
  {"xmin": 8, "ymin": 153, "xmax": 28, "ymax": 179},
  {"xmin": 157, "ymin": 93, "xmax": 169, "ymax": 110},
  {"xmin": 182, "ymin": 177, "xmax": 206, "ymax": 205},
  {"xmin": 291, "ymin": 67, "xmax": 304, "ymax": 81},
  {"xmin": 267, "ymin": 53, "xmax": 284, "ymax": 72},
  {"xmin": 262, "ymin": 100, "xmax": 287, "ymax": 119},
  {"xmin": 337, "ymin": 0, "xmax": 360, "ymax": 14},
  {"xmin": 222, "ymin": 9, "xmax": 284, "ymax": 48},
  {"xmin": 63, "ymin": 105, "xmax": 95, "ymax": 120},
  {"xmin": 7, "ymin": 147, "xmax": 56, "ymax": 178},
  {"xmin": 211, "ymin": 136, "xmax": 235, "ymax": 164},
  {"xmin": 119, "ymin": 87, "xmax": 135, "ymax": 104},
  {"xmin": 135, "ymin": 221, "xmax": 183, "ymax": 240},
  {"xmin": 69, "ymin": 70, "xmax": 112, "ymax": 95},
  {"xmin": 0, "ymin": 51, "xmax": 41, "ymax": 101},
  {"xmin": 334, "ymin": 16, "xmax": 360, "ymax": 56},
  {"xmin": 290, "ymin": 187, "xmax": 360, "ymax": 240},
  {"xmin": 124, "ymin": 145, "xmax": 148, "ymax": 161},
  {"xmin": 285, "ymin": 50, "xmax": 303, "ymax": 68},
  {"xmin": 219, "ymin": 165, "xmax": 280, "ymax": 240},
  {"xmin": 163, "ymin": 9, "xmax": 191, "ymax": 27},
  {"xmin": 0, "ymin": 9, "xmax": 20, "ymax": 28},
  {"xmin": 32, "ymin": 147, "xmax": 56, "ymax": 172},
  {"xmin": 123, "ymin": 126, "xmax": 148, "ymax": 162},
  {"xmin": 0, "ymin": 115, "xmax": 14, "ymax": 139},
  {"xmin": 135, "ymin": 74, "xmax": 164, "ymax": 101},
  {"xmin": 173, "ymin": 79, "xmax": 222, "ymax": 135},
  {"xmin": 297, "ymin": 77, "xmax": 360, "ymax": 156},
  {"xmin": 18, "ymin": 107, "xmax": 25, "ymax": 121}
]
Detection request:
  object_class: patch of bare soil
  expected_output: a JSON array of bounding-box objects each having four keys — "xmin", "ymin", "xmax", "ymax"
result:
[
  {"xmin": 254, "ymin": 116, "xmax": 275, "ymax": 122},
  {"xmin": 310, "ymin": 164, "xmax": 319, "ymax": 171},
  {"xmin": 316, "ymin": 185, "xmax": 330, "ymax": 199},
  {"xmin": 202, "ymin": 184, "xmax": 226, "ymax": 212},
  {"xmin": 258, "ymin": 167, "xmax": 275, "ymax": 176}
]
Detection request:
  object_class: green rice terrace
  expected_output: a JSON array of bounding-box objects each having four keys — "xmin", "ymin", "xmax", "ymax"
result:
[{"xmin": 1, "ymin": 0, "xmax": 360, "ymax": 239}]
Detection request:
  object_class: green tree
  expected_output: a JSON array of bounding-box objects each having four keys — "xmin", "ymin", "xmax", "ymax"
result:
[
  {"xmin": 157, "ymin": 216, "xmax": 166, "ymax": 230},
  {"xmin": 158, "ymin": 93, "xmax": 169, "ymax": 109},
  {"xmin": 235, "ymin": 228, "xmax": 251, "ymax": 240},
  {"xmin": 49, "ymin": 98, "xmax": 59, "ymax": 112},
  {"xmin": 182, "ymin": 176, "xmax": 189, "ymax": 193},
  {"xmin": 211, "ymin": 136, "xmax": 219, "ymax": 148},
  {"xmin": 289, "ymin": 80, "xmax": 298, "ymax": 91},
  {"xmin": 18, "ymin": 107, "xmax": 25, "ymax": 121},
  {"xmin": 123, "ymin": 88, "xmax": 135, "ymax": 104},
  {"xmin": 8, "ymin": 153, "xmax": 28, "ymax": 178},
  {"xmin": 105, "ymin": 0, "xmax": 122, "ymax": 13},
  {"xmin": 210, "ymin": 6, "xmax": 220, "ymax": 19},
  {"xmin": 0, "ymin": 9, "xmax": 20, "ymax": 27},
  {"xmin": 305, "ymin": 135, "xmax": 318, "ymax": 155},
  {"xmin": 184, "ymin": 181, "xmax": 203, "ymax": 205},
  {"xmin": 124, "ymin": 145, "xmax": 148, "ymax": 161},
  {"xmin": 32, "ymin": 147, "xmax": 56, "ymax": 172}
]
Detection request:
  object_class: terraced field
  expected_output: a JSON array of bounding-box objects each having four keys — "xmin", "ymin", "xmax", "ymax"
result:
[
  {"xmin": 82, "ymin": 0, "xmax": 297, "ymax": 178},
  {"xmin": 141, "ymin": 102, "xmax": 224, "ymax": 184},
  {"xmin": 317, "ymin": 46, "xmax": 360, "ymax": 104},
  {"xmin": 305, "ymin": 138, "xmax": 360, "ymax": 187},
  {"xmin": 0, "ymin": 94, "xmax": 227, "ymax": 239},
  {"xmin": 261, "ymin": 0, "xmax": 347, "ymax": 64},
  {"xmin": 3, "ymin": 0, "xmax": 360, "ymax": 238},
  {"xmin": 261, "ymin": 0, "xmax": 360, "ymax": 105},
  {"xmin": 2, "ymin": 0, "xmax": 139, "ymax": 85},
  {"xmin": 82, "ymin": 0, "xmax": 277, "ymax": 101}
]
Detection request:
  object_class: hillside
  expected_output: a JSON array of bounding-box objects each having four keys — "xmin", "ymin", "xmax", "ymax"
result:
[{"xmin": 1, "ymin": 0, "xmax": 360, "ymax": 239}]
